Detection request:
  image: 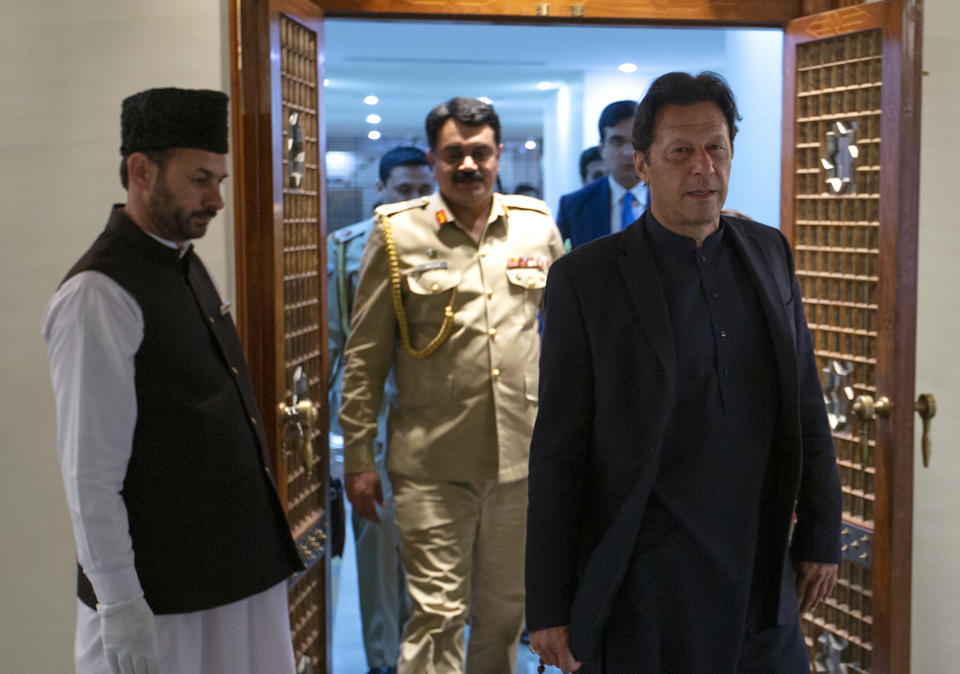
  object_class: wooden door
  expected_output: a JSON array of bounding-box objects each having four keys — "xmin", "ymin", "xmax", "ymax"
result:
[
  {"xmin": 230, "ymin": 1, "xmax": 923, "ymax": 672},
  {"xmin": 781, "ymin": 1, "xmax": 922, "ymax": 671},
  {"xmin": 231, "ymin": 0, "xmax": 332, "ymax": 671}
]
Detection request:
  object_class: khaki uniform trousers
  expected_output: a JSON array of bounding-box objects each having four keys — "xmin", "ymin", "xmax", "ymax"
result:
[{"xmin": 391, "ymin": 475, "xmax": 527, "ymax": 674}]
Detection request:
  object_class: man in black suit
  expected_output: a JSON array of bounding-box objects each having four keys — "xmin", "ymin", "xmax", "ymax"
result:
[
  {"xmin": 525, "ymin": 72, "xmax": 842, "ymax": 673},
  {"xmin": 556, "ymin": 101, "xmax": 647, "ymax": 249}
]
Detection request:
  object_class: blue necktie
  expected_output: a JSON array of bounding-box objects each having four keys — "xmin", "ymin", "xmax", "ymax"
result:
[{"xmin": 620, "ymin": 192, "xmax": 635, "ymax": 230}]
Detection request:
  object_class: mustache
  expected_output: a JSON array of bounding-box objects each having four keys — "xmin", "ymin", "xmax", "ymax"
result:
[{"xmin": 453, "ymin": 170, "xmax": 484, "ymax": 183}]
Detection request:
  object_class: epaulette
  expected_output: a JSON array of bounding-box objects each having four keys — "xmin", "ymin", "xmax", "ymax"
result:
[
  {"xmin": 330, "ymin": 220, "xmax": 373, "ymax": 244},
  {"xmin": 501, "ymin": 193, "xmax": 550, "ymax": 215},
  {"xmin": 375, "ymin": 196, "xmax": 431, "ymax": 219}
]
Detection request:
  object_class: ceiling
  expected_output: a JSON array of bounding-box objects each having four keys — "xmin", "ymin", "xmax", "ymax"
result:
[{"xmin": 322, "ymin": 19, "xmax": 744, "ymax": 141}]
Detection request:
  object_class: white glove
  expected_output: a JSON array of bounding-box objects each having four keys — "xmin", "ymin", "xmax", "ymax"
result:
[{"xmin": 97, "ymin": 595, "xmax": 160, "ymax": 674}]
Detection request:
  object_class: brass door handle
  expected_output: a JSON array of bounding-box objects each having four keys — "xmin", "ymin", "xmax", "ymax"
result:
[
  {"xmin": 851, "ymin": 394, "xmax": 891, "ymax": 464},
  {"xmin": 281, "ymin": 366, "xmax": 319, "ymax": 479},
  {"xmin": 915, "ymin": 393, "xmax": 937, "ymax": 467}
]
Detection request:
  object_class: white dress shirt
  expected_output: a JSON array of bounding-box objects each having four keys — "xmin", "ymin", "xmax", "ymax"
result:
[{"xmin": 608, "ymin": 176, "xmax": 647, "ymax": 235}]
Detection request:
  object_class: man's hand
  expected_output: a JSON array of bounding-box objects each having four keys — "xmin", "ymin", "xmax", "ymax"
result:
[
  {"xmin": 345, "ymin": 470, "xmax": 384, "ymax": 523},
  {"xmin": 97, "ymin": 595, "xmax": 159, "ymax": 674},
  {"xmin": 795, "ymin": 560, "xmax": 838, "ymax": 614},
  {"xmin": 529, "ymin": 625, "xmax": 581, "ymax": 673}
]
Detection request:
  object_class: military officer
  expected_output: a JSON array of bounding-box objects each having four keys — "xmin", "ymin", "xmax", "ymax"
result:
[
  {"xmin": 339, "ymin": 97, "xmax": 564, "ymax": 674},
  {"xmin": 328, "ymin": 146, "xmax": 433, "ymax": 674}
]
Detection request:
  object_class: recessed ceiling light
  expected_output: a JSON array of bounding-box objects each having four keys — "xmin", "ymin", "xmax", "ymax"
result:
[
  {"xmin": 524, "ymin": 139, "xmax": 538, "ymax": 150},
  {"xmin": 619, "ymin": 63, "xmax": 638, "ymax": 73},
  {"xmin": 478, "ymin": 97, "xmax": 493, "ymax": 105},
  {"xmin": 537, "ymin": 81, "xmax": 553, "ymax": 91},
  {"xmin": 366, "ymin": 114, "xmax": 382, "ymax": 124},
  {"xmin": 368, "ymin": 130, "xmax": 382, "ymax": 140},
  {"xmin": 364, "ymin": 95, "xmax": 379, "ymax": 105},
  {"xmin": 323, "ymin": 78, "xmax": 330, "ymax": 87}
]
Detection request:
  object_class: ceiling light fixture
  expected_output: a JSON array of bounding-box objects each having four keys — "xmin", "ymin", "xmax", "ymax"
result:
[
  {"xmin": 368, "ymin": 130, "xmax": 382, "ymax": 140},
  {"xmin": 537, "ymin": 81, "xmax": 553, "ymax": 91},
  {"xmin": 366, "ymin": 114, "xmax": 382, "ymax": 124},
  {"xmin": 364, "ymin": 95, "xmax": 379, "ymax": 105},
  {"xmin": 524, "ymin": 139, "xmax": 538, "ymax": 150},
  {"xmin": 619, "ymin": 63, "xmax": 638, "ymax": 73}
]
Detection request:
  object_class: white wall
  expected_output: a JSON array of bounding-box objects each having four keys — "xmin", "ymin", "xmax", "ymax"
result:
[
  {"xmin": 913, "ymin": 0, "xmax": 960, "ymax": 670},
  {"xmin": 0, "ymin": 1, "xmax": 232, "ymax": 669}
]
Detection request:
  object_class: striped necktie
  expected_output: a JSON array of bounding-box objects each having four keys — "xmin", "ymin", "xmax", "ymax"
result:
[{"xmin": 621, "ymin": 192, "xmax": 635, "ymax": 230}]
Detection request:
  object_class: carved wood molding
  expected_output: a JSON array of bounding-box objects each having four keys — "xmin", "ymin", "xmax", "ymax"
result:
[{"xmin": 310, "ymin": 0, "xmax": 804, "ymax": 24}]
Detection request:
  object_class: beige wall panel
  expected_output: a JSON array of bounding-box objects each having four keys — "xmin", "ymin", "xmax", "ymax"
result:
[
  {"xmin": 913, "ymin": 0, "xmax": 960, "ymax": 671},
  {"xmin": 0, "ymin": 1, "xmax": 231, "ymax": 670}
]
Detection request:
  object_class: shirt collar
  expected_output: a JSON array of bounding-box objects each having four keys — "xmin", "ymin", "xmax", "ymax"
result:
[
  {"xmin": 608, "ymin": 175, "xmax": 644, "ymax": 205},
  {"xmin": 429, "ymin": 191, "xmax": 505, "ymax": 232},
  {"xmin": 644, "ymin": 211, "xmax": 725, "ymax": 254}
]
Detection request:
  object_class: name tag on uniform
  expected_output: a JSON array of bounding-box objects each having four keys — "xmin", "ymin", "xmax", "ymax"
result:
[
  {"xmin": 412, "ymin": 261, "xmax": 448, "ymax": 273},
  {"xmin": 506, "ymin": 256, "xmax": 551, "ymax": 269}
]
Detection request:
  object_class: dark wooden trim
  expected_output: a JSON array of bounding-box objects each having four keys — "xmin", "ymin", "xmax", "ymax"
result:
[
  {"xmin": 780, "ymin": 28, "xmax": 799, "ymax": 245},
  {"xmin": 309, "ymin": 0, "xmax": 803, "ymax": 24},
  {"xmin": 875, "ymin": 1, "xmax": 921, "ymax": 671}
]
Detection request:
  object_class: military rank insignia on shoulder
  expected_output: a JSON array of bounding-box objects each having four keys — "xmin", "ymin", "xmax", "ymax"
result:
[
  {"xmin": 330, "ymin": 223, "xmax": 368, "ymax": 244},
  {"xmin": 501, "ymin": 193, "xmax": 550, "ymax": 215},
  {"xmin": 375, "ymin": 196, "xmax": 430, "ymax": 219}
]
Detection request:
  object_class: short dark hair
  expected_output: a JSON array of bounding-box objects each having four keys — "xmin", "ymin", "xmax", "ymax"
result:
[
  {"xmin": 119, "ymin": 148, "xmax": 173, "ymax": 189},
  {"xmin": 379, "ymin": 146, "xmax": 428, "ymax": 184},
  {"xmin": 598, "ymin": 100, "xmax": 638, "ymax": 142},
  {"xmin": 579, "ymin": 146, "xmax": 602, "ymax": 181},
  {"xmin": 425, "ymin": 97, "xmax": 501, "ymax": 150},
  {"xmin": 632, "ymin": 71, "xmax": 741, "ymax": 156}
]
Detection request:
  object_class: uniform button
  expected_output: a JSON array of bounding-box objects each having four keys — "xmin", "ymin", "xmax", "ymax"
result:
[
  {"xmin": 431, "ymin": 282, "xmax": 440, "ymax": 292},
  {"xmin": 231, "ymin": 366, "xmax": 239, "ymax": 375},
  {"xmin": 527, "ymin": 278, "xmax": 536, "ymax": 287},
  {"xmin": 722, "ymin": 368, "xmax": 730, "ymax": 376},
  {"xmin": 699, "ymin": 254, "xmax": 707, "ymax": 262},
  {"xmin": 720, "ymin": 330, "xmax": 727, "ymax": 338},
  {"xmin": 492, "ymin": 368, "xmax": 500, "ymax": 378},
  {"xmin": 711, "ymin": 291, "xmax": 719, "ymax": 299},
  {"xmin": 488, "ymin": 328, "xmax": 497, "ymax": 337},
  {"xmin": 208, "ymin": 316, "xmax": 215, "ymax": 324},
  {"xmin": 480, "ymin": 252, "xmax": 488, "ymax": 259},
  {"xmin": 250, "ymin": 417, "xmax": 258, "ymax": 425},
  {"xmin": 486, "ymin": 289, "xmax": 494, "ymax": 298}
]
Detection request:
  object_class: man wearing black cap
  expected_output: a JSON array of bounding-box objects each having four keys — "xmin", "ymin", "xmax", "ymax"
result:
[{"xmin": 42, "ymin": 88, "xmax": 303, "ymax": 674}]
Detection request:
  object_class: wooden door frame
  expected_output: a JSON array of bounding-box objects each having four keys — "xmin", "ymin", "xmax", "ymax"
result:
[{"xmin": 230, "ymin": 1, "xmax": 923, "ymax": 672}]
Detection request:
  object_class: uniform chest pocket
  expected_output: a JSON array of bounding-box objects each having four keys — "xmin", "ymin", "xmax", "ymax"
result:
[
  {"xmin": 506, "ymin": 268, "xmax": 547, "ymax": 290},
  {"xmin": 403, "ymin": 268, "xmax": 461, "ymax": 328},
  {"xmin": 405, "ymin": 267, "xmax": 461, "ymax": 295},
  {"xmin": 506, "ymin": 268, "xmax": 547, "ymax": 323}
]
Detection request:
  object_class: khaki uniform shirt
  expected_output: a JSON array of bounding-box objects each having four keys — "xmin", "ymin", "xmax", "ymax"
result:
[{"xmin": 340, "ymin": 192, "xmax": 564, "ymax": 483}]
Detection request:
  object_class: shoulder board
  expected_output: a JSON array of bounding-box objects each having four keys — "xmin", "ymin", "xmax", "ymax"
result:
[
  {"xmin": 330, "ymin": 220, "xmax": 373, "ymax": 244},
  {"xmin": 501, "ymin": 193, "xmax": 550, "ymax": 215},
  {"xmin": 375, "ymin": 196, "xmax": 431, "ymax": 219}
]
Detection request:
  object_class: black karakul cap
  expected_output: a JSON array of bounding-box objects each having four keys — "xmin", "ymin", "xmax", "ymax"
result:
[{"xmin": 120, "ymin": 87, "xmax": 228, "ymax": 156}]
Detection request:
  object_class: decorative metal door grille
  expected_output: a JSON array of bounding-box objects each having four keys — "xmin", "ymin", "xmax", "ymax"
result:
[
  {"xmin": 279, "ymin": 13, "xmax": 326, "ymax": 670},
  {"xmin": 792, "ymin": 28, "xmax": 882, "ymax": 674}
]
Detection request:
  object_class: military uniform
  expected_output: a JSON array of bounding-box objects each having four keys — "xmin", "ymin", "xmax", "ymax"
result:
[
  {"xmin": 327, "ymin": 217, "xmax": 407, "ymax": 672},
  {"xmin": 340, "ymin": 192, "xmax": 564, "ymax": 674}
]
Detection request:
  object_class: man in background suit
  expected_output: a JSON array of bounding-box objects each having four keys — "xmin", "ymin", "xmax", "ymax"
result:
[
  {"xmin": 578, "ymin": 146, "xmax": 605, "ymax": 186},
  {"xmin": 556, "ymin": 100, "xmax": 647, "ymax": 248},
  {"xmin": 526, "ymin": 72, "xmax": 842, "ymax": 673}
]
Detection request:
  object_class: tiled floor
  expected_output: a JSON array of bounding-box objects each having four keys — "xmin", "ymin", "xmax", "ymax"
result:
[{"xmin": 331, "ymin": 497, "xmax": 555, "ymax": 674}]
